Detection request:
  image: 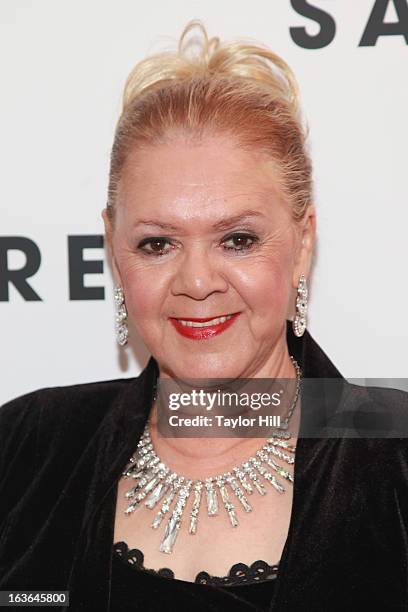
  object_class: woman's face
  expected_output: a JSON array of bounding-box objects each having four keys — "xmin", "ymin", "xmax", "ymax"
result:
[{"xmin": 103, "ymin": 135, "xmax": 315, "ymax": 380}]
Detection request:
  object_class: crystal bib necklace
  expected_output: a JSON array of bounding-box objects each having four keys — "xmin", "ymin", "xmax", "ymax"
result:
[{"xmin": 121, "ymin": 357, "xmax": 301, "ymax": 554}]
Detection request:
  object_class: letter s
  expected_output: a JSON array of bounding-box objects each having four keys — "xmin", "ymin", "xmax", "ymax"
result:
[{"xmin": 290, "ymin": 0, "xmax": 336, "ymax": 49}]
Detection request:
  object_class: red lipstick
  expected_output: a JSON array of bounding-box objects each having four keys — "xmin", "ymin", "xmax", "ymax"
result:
[{"xmin": 169, "ymin": 312, "xmax": 241, "ymax": 340}]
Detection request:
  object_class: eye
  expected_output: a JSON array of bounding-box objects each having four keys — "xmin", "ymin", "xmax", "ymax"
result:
[
  {"xmin": 222, "ymin": 233, "xmax": 258, "ymax": 252},
  {"xmin": 136, "ymin": 232, "xmax": 258, "ymax": 256},
  {"xmin": 137, "ymin": 237, "xmax": 175, "ymax": 256}
]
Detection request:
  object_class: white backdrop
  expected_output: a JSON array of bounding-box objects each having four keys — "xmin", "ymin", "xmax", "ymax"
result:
[{"xmin": 1, "ymin": 0, "xmax": 407, "ymax": 405}]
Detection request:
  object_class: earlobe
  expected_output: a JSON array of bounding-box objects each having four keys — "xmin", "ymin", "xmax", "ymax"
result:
[
  {"xmin": 102, "ymin": 208, "xmax": 114, "ymax": 253},
  {"xmin": 292, "ymin": 207, "xmax": 316, "ymax": 289},
  {"xmin": 101, "ymin": 208, "xmax": 121, "ymax": 285},
  {"xmin": 102, "ymin": 207, "xmax": 111, "ymax": 235},
  {"xmin": 303, "ymin": 205, "xmax": 317, "ymax": 247},
  {"xmin": 110, "ymin": 253, "xmax": 123, "ymax": 288}
]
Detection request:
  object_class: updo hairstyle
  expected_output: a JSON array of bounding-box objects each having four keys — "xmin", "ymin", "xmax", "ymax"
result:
[{"xmin": 107, "ymin": 20, "xmax": 312, "ymax": 225}]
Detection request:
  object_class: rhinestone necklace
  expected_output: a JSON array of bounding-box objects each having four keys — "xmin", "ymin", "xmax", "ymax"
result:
[{"xmin": 121, "ymin": 356, "xmax": 301, "ymax": 554}]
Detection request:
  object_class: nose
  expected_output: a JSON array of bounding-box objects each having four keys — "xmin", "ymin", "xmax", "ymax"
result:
[{"xmin": 170, "ymin": 245, "xmax": 228, "ymax": 300}]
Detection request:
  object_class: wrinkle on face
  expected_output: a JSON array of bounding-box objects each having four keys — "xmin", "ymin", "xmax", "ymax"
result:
[{"xmin": 108, "ymin": 135, "xmax": 312, "ymax": 380}]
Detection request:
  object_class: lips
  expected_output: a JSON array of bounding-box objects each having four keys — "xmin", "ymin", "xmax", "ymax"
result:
[
  {"xmin": 169, "ymin": 312, "xmax": 241, "ymax": 340},
  {"xmin": 181, "ymin": 315, "xmax": 230, "ymax": 322}
]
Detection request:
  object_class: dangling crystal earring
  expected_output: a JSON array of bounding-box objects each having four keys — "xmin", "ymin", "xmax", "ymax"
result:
[
  {"xmin": 114, "ymin": 285, "xmax": 128, "ymax": 346},
  {"xmin": 292, "ymin": 274, "xmax": 308, "ymax": 337}
]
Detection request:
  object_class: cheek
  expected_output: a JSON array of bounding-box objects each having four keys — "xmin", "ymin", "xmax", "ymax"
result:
[
  {"xmin": 115, "ymin": 236, "xmax": 294, "ymax": 335},
  {"xmin": 124, "ymin": 270, "xmax": 167, "ymax": 325},
  {"xmin": 118, "ymin": 261, "xmax": 170, "ymax": 325},
  {"xmin": 231, "ymin": 252, "xmax": 293, "ymax": 318},
  {"xmin": 243, "ymin": 269, "xmax": 290, "ymax": 314}
]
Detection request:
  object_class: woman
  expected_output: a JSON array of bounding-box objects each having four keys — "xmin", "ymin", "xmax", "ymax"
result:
[{"xmin": 1, "ymin": 21, "xmax": 407, "ymax": 612}]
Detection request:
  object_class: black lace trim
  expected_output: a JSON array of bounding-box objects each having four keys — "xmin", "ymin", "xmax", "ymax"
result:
[{"xmin": 113, "ymin": 541, "xmax": 279, "ymax": 586}]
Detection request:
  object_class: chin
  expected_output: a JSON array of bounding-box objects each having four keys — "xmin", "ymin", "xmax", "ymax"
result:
[{"xmin": 162, "ymin": 354, "xmax": 245, "ymax": 382}]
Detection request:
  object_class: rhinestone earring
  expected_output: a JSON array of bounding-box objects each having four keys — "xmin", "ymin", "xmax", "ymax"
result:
[
  {"xmin": 292, "ymin": 274, "xmax": 308, "ymax": 337},
  {"xmin": 114, "ymin": 285, "xmax": 129, "ymax": 346}
]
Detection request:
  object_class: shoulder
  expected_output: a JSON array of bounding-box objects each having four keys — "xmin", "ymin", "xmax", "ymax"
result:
[
  {"xmin": 0, "ymin": 376, "xmax": 139, "ymax": 534},
  {"xmin": 310, "ymin": 379, "xmax": 408, "ymax": 476},
  {"xmin": 0, "ymin": 376, "xmax": 137, "ymax": 424},
  {"xmin": 0, "ymin": 377, "xmax": 138, "ymax": 461},
  {"xmin": 340, "ymin": 380, "xmax": 408, "ymax": 429},
  {"xmin": 337, "ymin": 381, "xmax": 408, "ymax": 487}
]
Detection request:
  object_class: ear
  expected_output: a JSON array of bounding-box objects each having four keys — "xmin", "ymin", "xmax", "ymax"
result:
[
  {"xmin": 101, "ymin": 207, "xmax": 122, "ymax": 287},
  {"xmin": 292, "ymin": 204, "xmax": 316, "ymax": 289}
]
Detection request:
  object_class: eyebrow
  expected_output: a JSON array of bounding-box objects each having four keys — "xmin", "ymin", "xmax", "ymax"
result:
[{"xmin": 134, "ymin": 210, "xmax": 265, "ymax": 232}]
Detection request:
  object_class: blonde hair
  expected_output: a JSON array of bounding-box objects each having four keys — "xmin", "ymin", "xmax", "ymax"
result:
[{"xmin": 107, "ymin": 20, "xmax": 312, "ymax": 223}]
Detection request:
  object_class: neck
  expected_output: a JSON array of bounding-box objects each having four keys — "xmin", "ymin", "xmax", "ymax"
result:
[{"xmin": 148, "ymin": 349, "xmax": 301, "ymax": 480}]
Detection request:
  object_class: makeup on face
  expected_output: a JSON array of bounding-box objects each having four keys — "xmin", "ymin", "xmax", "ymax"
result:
[
  {"xmin": 111, "ymin": 137, "xmax": 302, "ymax": 379},
  {"xmin": 169, "ymin": 312, "xmax": 241, "ymax": 340}
]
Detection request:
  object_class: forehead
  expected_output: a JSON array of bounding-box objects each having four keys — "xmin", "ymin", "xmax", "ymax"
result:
[{"xmin": 117, "ymin": 136, "xmax": 287, "ymax": 224}]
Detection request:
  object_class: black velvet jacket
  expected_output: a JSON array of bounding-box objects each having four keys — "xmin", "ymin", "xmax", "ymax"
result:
[{"xmin": 1, "ymin": 320, "xmax": 408, "ymax": 611}]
